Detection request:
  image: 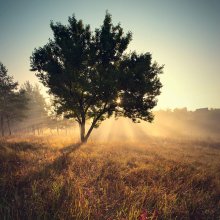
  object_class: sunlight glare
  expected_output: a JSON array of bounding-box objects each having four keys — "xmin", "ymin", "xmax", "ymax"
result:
[{"xmin": 116, "ymin": 98, "xmax": 121, "ymax": 104}]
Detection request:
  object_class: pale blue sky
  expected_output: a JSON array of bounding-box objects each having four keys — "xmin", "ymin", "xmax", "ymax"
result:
[{"xmin": 0, "ymin": 0, "xmax": 220, "ymax": 110}]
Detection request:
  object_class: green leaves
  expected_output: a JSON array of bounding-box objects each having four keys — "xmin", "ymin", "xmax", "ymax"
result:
[
  {"xmin": 30, "ymin": 12, "xmax": 163, "ymax": 142},
  {"xmin": 117, "ymin": 52, "xmax": 163, "ymax": 122}
]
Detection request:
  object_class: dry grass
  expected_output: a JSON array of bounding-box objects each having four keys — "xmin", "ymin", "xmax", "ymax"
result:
[{"xmin": 0, "ymin": 135, "xmax": 220, "ymax": 219}]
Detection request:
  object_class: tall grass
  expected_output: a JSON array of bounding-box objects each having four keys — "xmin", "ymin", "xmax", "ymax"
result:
[{"xmin": 0, "ymin": 135, "xmax": 220, "ymax": 219}]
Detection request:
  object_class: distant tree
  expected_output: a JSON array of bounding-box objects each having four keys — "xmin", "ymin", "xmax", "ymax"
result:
[
  {"xmin": 20, "ymin": 82, "xmax": 49, "ymax": 133},
  {"xmin": 0, "ymin": 62, "xmax": 28, "ymax": 136},
  {"xmin": 30, "ymin": 12, "xmax": 163, "ymax": 143}
]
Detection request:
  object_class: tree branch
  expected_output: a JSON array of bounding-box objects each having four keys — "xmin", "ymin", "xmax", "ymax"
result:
[{"xmin": 85, "ymin": 102, "xmax": 108, "ymax": 140}]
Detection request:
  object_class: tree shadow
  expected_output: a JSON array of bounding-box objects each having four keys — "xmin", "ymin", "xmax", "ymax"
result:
[
  {"xmin": 0, "ymin": 143, "xmax": 83, "ymax": 219},
  {"xmin": 32, "ymin": 142, "xmax": 83, "ymax": 178},
  {"xmin": 59, "ymin": 142, "xmax": 83, "ymax": 155},
  {"xmin": 17, "ymin": 142, "xmax": 83, "ymax": 185},
  {"xmin": 1, "ymin": 140, "xmax": 84, "ymax": 188}
]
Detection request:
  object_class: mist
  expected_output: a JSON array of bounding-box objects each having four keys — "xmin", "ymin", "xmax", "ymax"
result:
[
  {"xmin": 90, "ymin": 108, "xmax": 220, "ymax": 143},
  {"xmin": 9, "ymin": 106, "xmax": 220, "ymax": 144}
]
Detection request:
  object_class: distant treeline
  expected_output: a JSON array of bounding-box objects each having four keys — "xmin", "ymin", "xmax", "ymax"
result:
[
  {"xmin": 0, "ymin": 62, "xmax": 74, "ymax": 136},
  {"xmin": 152, "ymin": 108, "xmax": 220, "ymax": 138},
  {"xmin": 0, "ymin": 80, "xmax": 74, "ymax": 136}
]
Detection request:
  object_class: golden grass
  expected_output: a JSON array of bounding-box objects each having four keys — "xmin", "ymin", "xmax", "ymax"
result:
[{"xmin": 0, "ymin": 135, "xmax": 220, "ymax": 219}]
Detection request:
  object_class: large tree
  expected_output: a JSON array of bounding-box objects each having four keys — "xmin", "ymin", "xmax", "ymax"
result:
[{"xmin": 30, "ymin": 12, "xmax": 163, "ymax": 143}]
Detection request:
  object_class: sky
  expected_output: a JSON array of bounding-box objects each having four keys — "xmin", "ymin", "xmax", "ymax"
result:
[{"xmin": 0, "ymin": 0, "xmax": 220, "ymax": 110}]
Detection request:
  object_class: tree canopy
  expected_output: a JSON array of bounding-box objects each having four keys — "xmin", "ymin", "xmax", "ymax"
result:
[{"xmin": 30, "ymin": 12, "xmax": 163, "ymax": 143}]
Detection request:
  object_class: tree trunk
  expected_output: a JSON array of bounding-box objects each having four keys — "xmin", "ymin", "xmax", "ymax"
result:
[
  {"xmin": 0, "ymin": 116, "xmax": 4, "ymax": 137},
  {"xmin": 84, "ymin": 123, "xmax": 96, "ymax": 143},
  {"xmin": 78, "ymin": 110, "xmax": 105, "ymax": 143},
  {"xmin": 6, "ymin": 116, "xmax": 11, "ymax": 135},
  {"xmin": 80, "ymin": 120, "xmax": 86, "ymax": 143}
]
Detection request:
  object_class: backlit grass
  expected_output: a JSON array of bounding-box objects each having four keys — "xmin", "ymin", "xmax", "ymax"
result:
[{"xmin": 0, "ymin": 135, "xmax": 220, "ymax": 219}]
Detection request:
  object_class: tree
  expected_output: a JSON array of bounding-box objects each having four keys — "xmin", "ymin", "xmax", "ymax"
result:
[
  {"xmin": 0, "ymin": 62, "xmax": 28, "ymax": 136},
  {"xmin": 30, "ymin": 12, "xmax": 163, "ymax": 143},
  {"xmin": 18, "ymin": 81, "xmax": 49, "ymax": 133}
]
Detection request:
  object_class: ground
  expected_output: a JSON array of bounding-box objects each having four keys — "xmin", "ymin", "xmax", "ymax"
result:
[{"xmin": 0, "ymin": 135, "xmax": 220, "ymax": 219}]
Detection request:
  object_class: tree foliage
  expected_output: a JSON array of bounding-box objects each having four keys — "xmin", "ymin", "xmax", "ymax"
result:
[
  {"xmin": 30, "ymin": 12, "xmax": 163, "ymax": 142},
  {"xmin": 0, "ymin": 62, "xmax": 28, "ymax": 136}
]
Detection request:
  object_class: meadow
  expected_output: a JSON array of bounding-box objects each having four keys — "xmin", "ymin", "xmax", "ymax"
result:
[{"xmin": 0, "ymin": 134, "xmax": 220, "ymax": 219}]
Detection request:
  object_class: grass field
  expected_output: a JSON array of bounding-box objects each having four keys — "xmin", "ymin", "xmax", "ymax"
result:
[{"xmin": 0, "ymin": 135, "xmax": 220, "ymax": 219}]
